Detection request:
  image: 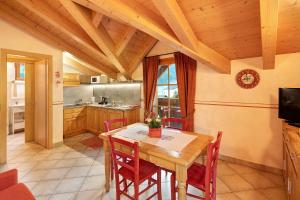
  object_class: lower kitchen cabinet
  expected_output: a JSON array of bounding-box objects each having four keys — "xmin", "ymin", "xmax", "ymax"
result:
[
  {"xmin": 64, "ymin": 106, "xmax": 140, "ymax": 136},
  {"xmin": 86, "ymin": 106, "xmax": 100, "ymax": 133},
  {"xmin": 63, "ymin": 107, "xmax": 87, "ymax": 138},
  {"xmin": 107, "ymin": 109, "xmax": 124, "ymax": 130}
]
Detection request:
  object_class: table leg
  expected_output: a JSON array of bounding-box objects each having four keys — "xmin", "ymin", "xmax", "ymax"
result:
[
  {"xmin": 176, "ymin": 165, "xmax": 187, "ymax": 200},
  {"xmin": 103, "ymin": 140, "xmax": 111, "ymax": 192}
]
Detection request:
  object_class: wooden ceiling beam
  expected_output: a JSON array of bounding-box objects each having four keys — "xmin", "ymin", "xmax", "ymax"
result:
[
  {"xmin": 15, "ymin": 0, "xmax": 109, "ymax": 62},
  {"xmin": 72, "ymin": 0, "xmax": 231, "ymax": 74},
  {"xmin": 92, "ymin": 11, "xmax": 103, "ymax": 27},
  {"xmin": 152, "ymin": 0, "xmax": 199, "ymax": 51},
  {"xmin": 0, "ymin": 2, "xmax": 117, "ymax": 79},
  {"xmin": 115, "ymin": 27, "xmax": 136, "ymax": 56},
  {"xmin": 128, "ymin": 37, "xmax": 157, "ymax": 75},
  {"xmin": 59, "ymin": 0, "xmax": 131, "ymax": 79},
  {"xmin": 259, "ymin": 0, "xmax": 279, "ymax": 69},
  {"xmin": 63, "ymin": 56, "xmax": 101, "ymax": 76}
]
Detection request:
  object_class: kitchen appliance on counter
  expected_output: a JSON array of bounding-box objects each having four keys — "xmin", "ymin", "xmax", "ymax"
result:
[{"xmin": 98, "ymin": 96, "xmax": 108, "ymax": 105}]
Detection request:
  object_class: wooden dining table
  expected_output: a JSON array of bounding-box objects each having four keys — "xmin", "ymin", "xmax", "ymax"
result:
[{"xmin": 99, "ymin": 123, "xmax": 213, "ymax": 200}]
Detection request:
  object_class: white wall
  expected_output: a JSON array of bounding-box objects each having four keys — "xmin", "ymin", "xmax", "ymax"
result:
[
  {"xmin": 0, "ymin": 19, "xmax": 63, "ymax": 144},
  {"xmin": 132, "ymin": 42, "xmax": 300, "ymax": 169}
]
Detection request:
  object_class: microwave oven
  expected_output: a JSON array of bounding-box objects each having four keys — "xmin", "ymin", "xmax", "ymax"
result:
[{"xmin": 91, "ymin": 76, "xmax": 101, "ymax": 84}]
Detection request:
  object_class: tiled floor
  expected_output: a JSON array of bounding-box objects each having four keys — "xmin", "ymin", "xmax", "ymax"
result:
[{"xmin": 0, "ymin": 133, "xmax": 287, "ymax": 200}]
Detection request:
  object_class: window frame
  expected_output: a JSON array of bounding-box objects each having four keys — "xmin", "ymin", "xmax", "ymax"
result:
[{"xmin": 155, "ymin": 58, "xmax": 180, "ymax": 118}]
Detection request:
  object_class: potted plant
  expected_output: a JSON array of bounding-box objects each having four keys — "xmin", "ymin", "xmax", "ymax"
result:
[{"xmin": 146, "ymin": 112, "xmax": 162, "ymax": 138}]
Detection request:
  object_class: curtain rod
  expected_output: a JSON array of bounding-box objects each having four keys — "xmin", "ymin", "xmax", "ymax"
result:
[{"xmin": 146, "ymin": 51, "xmax": 178, "ymax": 58}]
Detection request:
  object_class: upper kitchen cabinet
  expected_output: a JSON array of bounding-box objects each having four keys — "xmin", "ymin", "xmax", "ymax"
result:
[{"xmin": 63, "ymin": 73, "xmax": 80, "ymax": 87}]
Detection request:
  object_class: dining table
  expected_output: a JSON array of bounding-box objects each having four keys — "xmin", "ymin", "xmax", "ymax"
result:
[{"xmin": 99, "ymin": 123, "xmax": 213, "ymax": 200}]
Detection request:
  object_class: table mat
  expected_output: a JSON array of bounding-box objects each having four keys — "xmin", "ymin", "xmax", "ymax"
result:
[{"xmin": 114, "ymin": 124, "xmax": 197, "ymax": 152}]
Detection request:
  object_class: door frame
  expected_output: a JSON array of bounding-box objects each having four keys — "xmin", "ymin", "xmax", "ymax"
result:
[{"xmin": 0, "ymin": 48, "xmax": 53, "ymax": 164}]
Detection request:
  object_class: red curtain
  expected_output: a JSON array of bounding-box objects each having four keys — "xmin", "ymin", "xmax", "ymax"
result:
[
  {"xmin": 143, "ymin": 56, "xmax": 159, "ymax": 118},
  {"xmin": 174, "ymin": 52, "xmax": 197, "ymax": 131}
]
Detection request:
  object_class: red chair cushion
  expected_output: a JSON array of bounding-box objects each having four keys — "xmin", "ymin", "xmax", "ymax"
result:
[
  {"xmin": 0, "ymin": 169, "xmax": 18, "ymax": 191},
  {"xmin": 0, "ymin": 183, "xmax": 35, "ymax": 200},
  {"xmin": 119, "ymin": 159, "xmax": 159, "ymax": 183},
  {"xmin": 187, "ymin": 163, "xmax": 206, "ymax": 190}
]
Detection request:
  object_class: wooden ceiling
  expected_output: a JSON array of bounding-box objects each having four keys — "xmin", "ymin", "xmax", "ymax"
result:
[{"xmin": 0, "ymin": 0, "xmax": 299, "ymax": 78}]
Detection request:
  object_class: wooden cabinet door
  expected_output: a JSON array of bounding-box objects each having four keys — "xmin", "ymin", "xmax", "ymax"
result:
[
  {"xmin": 98, "ymin": 108, "xmax": 108, "ymax": 132},
  {"xmin": 76, "ymin": 116, "xmax": 86, "ymax": 132},
  {"xmin": 124, "ymin": 108, "xmax": 140, "ymax": 125},
  {"xmin": 108, "ymin": 110, "xmax": 124, "ymax": 130},
  {"xmin": 63, "ymin": 119, "xmax": 72, "ymax": 136},
  {"xmin": 87, "ymin": 107, "xmax": 99, "ymax": 133}
]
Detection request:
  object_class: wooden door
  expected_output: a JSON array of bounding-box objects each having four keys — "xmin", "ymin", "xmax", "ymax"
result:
[
  {"xmin": 25, "ymin": 63, "xmax": 34, "ymax": 142},
  {"xmin": 34, "ymin": 59, "xmax": 48, "ymax": 147},
  {"xmin": 0, "ymin": 53, "xmax": 7, "ymax": 164}
]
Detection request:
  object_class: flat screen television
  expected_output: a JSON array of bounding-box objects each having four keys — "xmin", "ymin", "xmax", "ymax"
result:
[{"xmin": 279, "ymin": 88, "xmax": 300, "ymax": 124}]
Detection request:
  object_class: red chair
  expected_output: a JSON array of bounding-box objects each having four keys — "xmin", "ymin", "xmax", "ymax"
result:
[
  {"xmin": 108, "ymin": 135, "xmax": 162, "ymax": 200},
  {"xmin": 104, "ymin": 118, "xmax": 128, "ymax": 180},
  {"xmin": 162, "ymin": 117, "xmax": 187, "ymax": 131},
  {"xmin": 104, "ymin": 118, "xmax": 128, "ymax": 132},
  {"xmin": 171, "ymin": 131, "xmax": 223, "ymax": 200},
  {"xmin": 0, "ymin": 169, "xmax": 35, "ymax": 200}
]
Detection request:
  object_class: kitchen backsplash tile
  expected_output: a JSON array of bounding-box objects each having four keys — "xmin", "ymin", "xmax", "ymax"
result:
[
  {"xmin": 63, "ymin": 83, "xmax": 141, "ymax": 106},
  {"xmin": 63, "ymin": 85, "xmax": 93, "ymax": 105},
  {"xmin": 93, "ymin": 83, "xmax": 141, "ymax": 105}
]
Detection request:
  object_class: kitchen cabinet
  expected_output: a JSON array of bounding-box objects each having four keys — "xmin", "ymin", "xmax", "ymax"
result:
[
  {"xmin": 98, "ymin": 108, "xmax": 108, "ymax": 132},
  {"xmin": 63, "ymin": 106, "xmax": 86, "ymax": 137},
  {"xmin": 107, "ymin": 109, "xmax": 124, "ymax": 130},
  {"xmin": 86, "ymin": 106, "xmax": 100, "ymax": 133},
  {"xmin": 282, "ymin": 122, "xmax": 300, "ymax": 200},
  {"xmin": 63, "ymin": 73, "xmax": 80, "ymax": 87},
  {"xmin": 124, "ymin": 108, "xmax": 140, "ymax": 125},
  {"xmin": 65, "ymin": 105, "xmax": 140, "ymax": 135}
]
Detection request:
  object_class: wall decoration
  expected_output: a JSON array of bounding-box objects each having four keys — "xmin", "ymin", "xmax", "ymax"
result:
[{"xmin": 236, "ymin": 69, "xmax": 260, "ymax": 89}]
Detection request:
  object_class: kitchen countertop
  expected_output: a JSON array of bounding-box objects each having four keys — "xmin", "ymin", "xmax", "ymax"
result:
[{"xmin": 63, "ymin": 103, "xmax": 140, "ymax": 111}]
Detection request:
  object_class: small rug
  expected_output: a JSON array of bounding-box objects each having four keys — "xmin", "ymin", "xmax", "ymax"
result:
[{"xmin": 81, "ymin": 136, "xmax": 103, "ymax": 149}]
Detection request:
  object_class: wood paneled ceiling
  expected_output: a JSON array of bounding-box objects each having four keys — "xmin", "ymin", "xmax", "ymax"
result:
[{"xmin": 0, "ymin": 0, "xmax": 299, "ymax": 78}]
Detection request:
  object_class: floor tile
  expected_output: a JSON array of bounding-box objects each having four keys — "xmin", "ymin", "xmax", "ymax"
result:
[
  {"xmin": 75, "ymin": 190, "xmax": 102, "ymax": 200},
  {"xmin": 80, "ymin": 175, "xmax": 106, "ymax": 191},
  {"xmin": 239, "ymin": 172, "xmax": 277, "ymax": 189},
  {"xmin": 216, "ymin": 178, "xmax": 231, "ymax": 194},
  {"xmin": 44, "ymin": 168, "xmax": 70, "ymax": 180},
  {"xmin": 235, "ymin": 190, "xmax": 268, "ymax": 200},
  {"xmin": 65, "ymin": 166, "xmax": 91, "ymax": 178},
  {"xmin": 31, "ymin": 180, "xmax": 60, "ymax": 196},
  {"xmin": 21, "ymin": 170, "xmax": 48, "ymax": 182},
  {"xmin": 55, "ymin": 177, "xmax": 85, "ymax": 193},
  {"xmin": 259, "ymin": 187, "xmax": 287, "ymax": 200},
  {"xmin": 219, "ymin": 174, "xmax": 253, "ymax": 192},
  {"xmin": 217, "ymin": 163, "xmax": 237, "ymax": 176},
  {"xmin": 88, "ymin": 164, "xmax": 105, "ymax": 176},
  {"xmin": 49, "ymin": 193, "xmax": 77, "ymax": 200},
  {"xmin": 217, "ymin": 193, "xmax": 241, "ymax": 200}
]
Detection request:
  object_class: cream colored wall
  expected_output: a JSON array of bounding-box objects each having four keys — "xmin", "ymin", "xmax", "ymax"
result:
[
  {"xmin": 132, "ymin": 42, "xmax": 300, "ymax": 169},
  {"xmin": 0, "ymin": 19, "xmax": 63, "ymax": 144}
]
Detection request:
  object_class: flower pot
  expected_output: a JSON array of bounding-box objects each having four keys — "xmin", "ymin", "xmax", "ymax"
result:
[{"xmin": 148, "ymin": 127, "xmax": 162, "ymax": 138}]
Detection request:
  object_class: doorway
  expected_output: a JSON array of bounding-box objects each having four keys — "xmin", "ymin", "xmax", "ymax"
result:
[{"xmin": 0, "ymin": 49, "xmax": 53, "ymax": 164}]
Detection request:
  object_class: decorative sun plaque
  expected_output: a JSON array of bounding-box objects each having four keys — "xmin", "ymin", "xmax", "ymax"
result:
[{"xmin": 236, "ymin": 69, "xmax": 260, "ymax": 89}]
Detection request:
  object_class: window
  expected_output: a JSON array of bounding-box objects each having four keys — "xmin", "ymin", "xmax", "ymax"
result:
[
  {"xmin": 153, "ymin": 61, "xmax": 181, "ymax": 128},
  {"xmin": 15, "ymin": 63, "xmax": 25, "ymax": 80}
]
